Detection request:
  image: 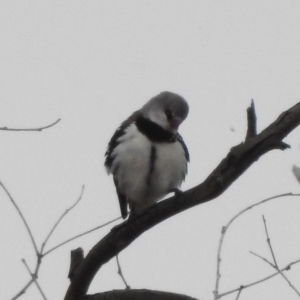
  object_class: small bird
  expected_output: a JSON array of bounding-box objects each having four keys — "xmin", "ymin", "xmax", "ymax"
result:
[{"xmin": 105, "ymin": 91, "xmax": 189, "ymax": 219}]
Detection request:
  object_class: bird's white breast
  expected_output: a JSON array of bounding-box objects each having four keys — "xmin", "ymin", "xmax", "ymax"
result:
[
  {"xmin": 151, "ymin": 141, "xmax": 187, "ymax": 194},
  {"xmin": 109, "ymin": 123, "xmax": 187, "ymax": 211}
]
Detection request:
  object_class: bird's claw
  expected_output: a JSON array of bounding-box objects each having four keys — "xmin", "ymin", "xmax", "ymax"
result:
[{"xmin": 169, "ymin": 188, "xmax": 185, "ymax": 201}]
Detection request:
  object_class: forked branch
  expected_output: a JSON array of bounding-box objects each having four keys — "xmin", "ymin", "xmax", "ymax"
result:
[{"xmin": 65, "ymin": 101, "xmax": 300, "ymax": 300}]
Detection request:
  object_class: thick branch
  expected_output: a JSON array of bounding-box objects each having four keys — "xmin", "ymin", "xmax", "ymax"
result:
[
  {"xmin": 85, "ymin": 289, "xmax": 198, "ymax": 300},
  {"xmin": 65, "ymin": 101, "xmax": 300, "ymax": 300}
]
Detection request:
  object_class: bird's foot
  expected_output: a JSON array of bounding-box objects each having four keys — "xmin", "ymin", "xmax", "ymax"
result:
[
  {"xmin": 111, "ymin": 211, "xmax": 139, "ymax": 233},
  {"xmin": 169, "ymin": 188, "xmax": 185, "ymax": 201}
]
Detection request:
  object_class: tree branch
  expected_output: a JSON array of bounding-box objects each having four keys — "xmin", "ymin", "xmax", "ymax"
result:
[
  {"xmin": 65, "ymin": 101, "xmax": 300, "ymax": 300},
  {"xmin": 250, "ymin": 251, "xmax": 300, "ymax": 297},
  {"xmin": 41, "ymin": 185, "xmax": 85, "ymax": 257},
  {"xmin": 21, "ymin": 259, "xmax": 47, "ymax": 300},
  {"xmin": 116, "ymin": 255, "xmax": 130, "ymax": 289},
  {"xmin": 85, "ymin": 289, "xmax": 199, "ymax": 300},
  {"xmin": 43, "ymin": 217, "xmax": 121, "ymax": 256},
  {"xmin": 0, "ymin": 118, "xmax": 61, "ymax": 131},
  {"xmin": 0, "ymin": 181, "xmax": 39, "ymax": 255},
  {"xmin": 213, "ymin": 193, "xmax": 300, "ymax": 299},
  {"xmin": 218, "ymin": 258, "xmax": 300, "ymax": 298},
  {"xmin": 245, "ymin": 99, "xmax": 257, "ymax": 141}
]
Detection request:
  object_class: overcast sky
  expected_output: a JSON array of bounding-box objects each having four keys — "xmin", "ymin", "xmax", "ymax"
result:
[{"xmin": 1, "ymin": 1, "xmax": 300, "ymax": 300}]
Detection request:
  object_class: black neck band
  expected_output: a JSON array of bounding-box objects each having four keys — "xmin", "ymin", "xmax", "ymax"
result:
[{"xmin": 135, "ymin": 116, "xmax": 176, "ymax": 143}]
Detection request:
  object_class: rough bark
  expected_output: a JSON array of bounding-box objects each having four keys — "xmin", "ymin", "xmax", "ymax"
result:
[{"xmin": 65, "ymin": 101, "xmax": 300, "ymax": 300}]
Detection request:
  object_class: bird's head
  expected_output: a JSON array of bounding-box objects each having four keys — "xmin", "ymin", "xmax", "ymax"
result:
[{"xmin": 141, "ymin": 91, "xmax": 189, "ymax": 133}]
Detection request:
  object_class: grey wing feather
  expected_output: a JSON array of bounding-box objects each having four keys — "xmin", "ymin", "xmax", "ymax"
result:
[
  {"xmin": 176, "ymin": 133, "xmax": 189, "ymax": 181},
  {"xmin": 105, "ymin": 111, "xmax": 141, "ymax": 219},
  {"xmin": 113, "ymin": 177, "xmax": 128, "ymax": 219},
  {"xmin": 105, "ymin": 110, "xmax": 141, "ymax": 170},
  {"xmin": 176, "ymin": 133, "xmax": 189, "ymax": 162}
]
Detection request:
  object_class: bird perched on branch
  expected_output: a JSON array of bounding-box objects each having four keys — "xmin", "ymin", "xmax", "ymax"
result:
[{"xmin": 105, "ymin": 91, "xmax": 189, "ymax": 219}]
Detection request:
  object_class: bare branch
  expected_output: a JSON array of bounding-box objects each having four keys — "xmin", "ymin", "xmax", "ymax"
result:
[
  {"xmin": 68, "ymin": 248, "xmax": 84, "ymax": 280},
  {"xmin": 4, "ymin": 183, "xmax": 116, "ymax": 298},
  {"xmin": 262, "ymin": 215, "xmax": 278, "ymax": 266},
  {"xmin": 213, "ymin": 193, "xmax": 300, "ymax": 299},
  {"xmin": 65, "ymin": 101, "xmax": 300, "ymax": 300},
  {"xmin": 249, "ymin": 217, "xmax": 300, "ymax": 297},
  {"xmin": 234, "ymin": 287, "xmax": 243, "ymax": 300},
  {"xmin": 11, "ymin": 279, "xmax": 34, "ymax": 300},
  {"xmin": 85, "ymin": 289, "xmax": 199, "ymax": 300},
  {"xmin": 43, "ymin": 217, "xmax": 121, "ymax": 256},
  {"xmin": 218, "ymin": 258, "xmax": 300, "ymax": 298},
  {"xmin": 22, "ymin": 259, "xmax": 47, "ymax": 300},
  {"xmin": 41, "ymin": 185, "xmax": 85, "ymax": 255},
  {"xmin": 0, "ymin": 181, "xmax": 39, "ymax": 255},
  {"xmin": 116, "ymin": 255, "xmax": 130, "ymax": 289},
  {"xmin": 8, "ymin": 185, "xmax": 87, "ymax": 298},
  {"xmin": 250, "ymin": 251, "xmax": 275, "ymax": 267},
  {"xmin": 250, "ymin": 251, "xmax": 300, "ymax": 297},
  {"xmin": 0, "ymin": 118, "xmax": 61, "ymax": 132},
  {"xmin": 245, "ymin": 99, "xmax": 257, "ymax": 141}
]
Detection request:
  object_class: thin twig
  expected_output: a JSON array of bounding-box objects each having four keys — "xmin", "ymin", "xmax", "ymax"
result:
[
  {"xmin": 0, "ymin": 118, "xmax": 61, "ymax": 132},
  {"xmin": 116, "ymin": 255, "xmax": 130, "ymax": 289},
  {"xmin": 4, "ymin": 182, "xmax": 118, "ymax": 298},
  {"xmin": 274, "ymin": 272, "xmax": 300, "ymax": 297},
  {"xmin": 250, "ymin": 251, "xmax": 300, "ymax": 296},
  {"xmin": 235, "ymin": 287, "xmax": 243, "ymax": 300},
  {"xmin": 8, "ymin": 185, "xmax": 85, "ymax": 299},
  {"xmin": 22, "ymin": 259, "xmax": 47, "ymax": 300},
  {"xmin": 250, "ymin": 251, "xmax": 275, "ymax": 267},
  {"xmin": 218, "ymin": 258, "xmax": 300, "ymax": 298},
  {"xmin": 262, "ymin": 215, "xmax": 278, "ymax": 266},
  {"xmin": 35, "ymin": 185, "xmax": 85, "ymax": 276},
  {"xmin": 252, "ymin": 217, "xmax": 300, "ymax": 297},
  {"xmin": 43, "ymin": 217, "xmax": 122, "ymax": 256},
  {"xmin": 213, "ymin": 193, "xmax": 300, "ymax": 299},
  {"xmin": 0, "ymin": 181, "xmax": 39, "ymax": 255},
  {"xmin": 40, "ymin": 185, "xmax": 85, "ymax": 254},
  {"xmin": 11, "ymin": 279, "xmax": 34, "ymax": 300}
]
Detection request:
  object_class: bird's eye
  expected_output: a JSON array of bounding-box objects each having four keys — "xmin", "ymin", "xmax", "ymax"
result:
[{"xmin": 165, "ymin": 109, "xmax": 173, "ymax": 121}]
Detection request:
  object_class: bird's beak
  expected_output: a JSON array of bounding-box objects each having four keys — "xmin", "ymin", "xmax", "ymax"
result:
[{"xmin": 169, "ymin": 117, "xmax": 183, "ymax": 131}]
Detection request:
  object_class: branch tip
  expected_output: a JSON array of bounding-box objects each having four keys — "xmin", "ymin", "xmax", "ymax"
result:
[
  {"xmin": 0, "ymin": 118, "xmax": 61, "ymax": 132},
  {"xmin": 68, "ymin": 248, "xmax": 84, "ymax": 281},
  {"xmin": 245, "ymin": 100, "xmax": 257, "ymax": 141}
]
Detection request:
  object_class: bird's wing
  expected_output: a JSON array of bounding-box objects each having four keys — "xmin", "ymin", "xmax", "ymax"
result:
[
  {"xmin": 105, "ymin": 110, "xmax": 141, "ymax": 170},
  {"xmin": 176, "ymin": 133, "xmax": 189, "ymax": 162},
  {"xmin": 105, "ymin": 110, "xmax": 141, "ymax": 219},
  {"xmin": 122, "ymin": 109, "xmax": 141, "ymax": 127},
  {"xmin": 113, "ymin": 177, "xmax": 128, "ymax": 219},
  {"xmin": 176, "ymin": 133, "xmax": 189, "ymax": 181}
]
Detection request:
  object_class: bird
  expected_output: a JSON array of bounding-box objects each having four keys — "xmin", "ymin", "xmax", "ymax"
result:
[{"xmin": 105, "ymin": 91, "xmax": 189, "ymax": 219}]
